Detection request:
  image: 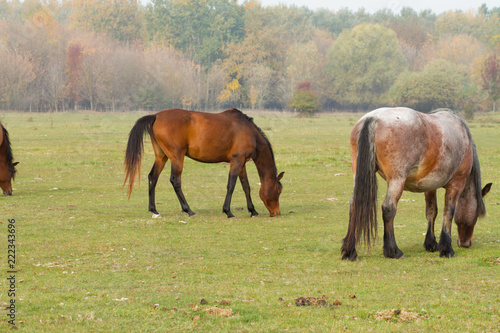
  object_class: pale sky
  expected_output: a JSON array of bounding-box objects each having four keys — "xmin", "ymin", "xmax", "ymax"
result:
[{"xmin": 249, "ymin": 0, "xmax": 498, "ymax": 14}]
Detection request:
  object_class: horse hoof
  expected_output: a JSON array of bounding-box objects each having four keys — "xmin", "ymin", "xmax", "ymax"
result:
[
  {"xmin": 439, "ymin": 251, "xmax": 456, "ymax": 258},
  {"xmin": 152, "ymin": 213, "xmax": 161, "ymax": 219},
  {"xmin": 341, "ymin": 251, "xmax": 358, "ymax": 261},
  {"xmin": 424, "ymin": 241, "xmax": 438, "ymax": 252}
]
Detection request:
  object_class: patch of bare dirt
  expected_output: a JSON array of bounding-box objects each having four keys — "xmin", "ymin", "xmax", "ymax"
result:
[
  {"xmin": 205, "ymin": 306, "xmax": 234, "ymax": 317},
  {"xmin": 484, "ymin": 257, "xmax": 500, "ymax": 265},
  {"xmin": 374, "ymin": 308, "xmax": 428, "ymax": 322},
  {"xmin": 292, "ymin": 295, "xmax": 342, "ymax": 307}
]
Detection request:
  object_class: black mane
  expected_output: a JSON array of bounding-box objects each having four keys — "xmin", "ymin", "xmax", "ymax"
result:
[
  {"xmin": 1, "ymin": 124, "xmax": 17, "ymax": 179},
  {"xmin": 230, "ymin": 108, "xmax": 276, "ymax": 167}
]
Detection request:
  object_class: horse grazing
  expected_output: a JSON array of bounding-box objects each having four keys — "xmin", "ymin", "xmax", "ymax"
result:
[
  {"xmin": 124, "ymin": 108, "xmax": 284, "ymax": 218},
  {"xmin": 0, "ymin": 124, "xmax": 18, "ymax": 195},
  {"xmin": 341, "ymin": 107, "xmax": 491, "ymax": 260}
]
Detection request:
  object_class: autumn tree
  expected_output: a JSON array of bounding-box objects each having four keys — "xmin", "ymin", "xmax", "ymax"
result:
[
  {"xmin": 0, "ymin": 49, "xmax": 35, "ymax": 109},
  {"xmin": 66, "ymin": 42, "xmax": 84, "ymax": 110},
  {"xmin": 219, "ymin": 3, "xmax": 316, "ymax": 108},
  {"xmin": 434, "ymin": 34, "xmax": 486, "ymax": 66},
  {"xmin": 103, "ymin": 46, "xmax": 144, "ymax": 111},
  {"xmin": 389, "ymin": 7, "xmax": 435, "ymax": 49},
  {"xmin": 285, "ymin": 41, "xmax": 322, "ymax": 103},
  {"xmin": 434, "ymin": 9, "xmax": 500, "ymax": 47},
  {"xmin": 480, "ymin": 54, "xmax": 500, "ymax": 111},
  {"xmin": 325, "ymin": 23, "xmax": 408, "ymax": 109}
]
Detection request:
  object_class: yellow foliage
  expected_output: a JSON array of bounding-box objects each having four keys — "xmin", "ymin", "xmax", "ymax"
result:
[{"xmin": 218, "ymin": 78, "xmax": 241, "ymax": 103}]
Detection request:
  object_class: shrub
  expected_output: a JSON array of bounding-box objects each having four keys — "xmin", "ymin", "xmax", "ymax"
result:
[{"xmin": 289, "ymin": 82, "xmax": 320, "ymax": 116}]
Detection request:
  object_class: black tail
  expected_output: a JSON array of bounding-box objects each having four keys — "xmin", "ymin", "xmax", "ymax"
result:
[
  {"xmin": 123, "ymin": 115, "xmax": 156, "ymax": 197},
  {"xmin": 342, "ymin": 117, "xmax": 378, "ymax": 259},
  {"xmin": 1, "ymin": 124, "xmax": 17, "ymax": 179}
]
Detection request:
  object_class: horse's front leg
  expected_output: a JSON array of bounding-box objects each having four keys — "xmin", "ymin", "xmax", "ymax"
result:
[
  {"xmin": 239, "ymin": 165, "xmax": 258, "ymax": 217},
  {"xmin": 424, "ymin": 191, "xmax": 438, "ymax": 251},
  {"xmin": 382, "ymin": 181, "xmax": 404, "ymax": 259},
  {"xmin": 437, "ymin": 188, "xmax": 461, "ymax": 258},
  {"xmin": 222, "ymin": 158, "xmax": 244, "ymax": 218}
]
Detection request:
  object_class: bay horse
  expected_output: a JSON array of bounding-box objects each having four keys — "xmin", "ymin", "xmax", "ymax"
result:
[
  {"xmin": 341, "ymin": 107, "xmax": 491, "ymax": 260},
  {"xmin": 124, "ymin": 108, "xmax": 284, "ymax": 218},
  {"xmin": 0, "ymin": 123, "xmax": 18, "ymax": 195}
]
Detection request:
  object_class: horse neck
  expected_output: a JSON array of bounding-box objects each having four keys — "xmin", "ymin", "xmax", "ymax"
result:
[{"xmin": 253, "ymin": 136, "xmax": 277, "ymax": 182}]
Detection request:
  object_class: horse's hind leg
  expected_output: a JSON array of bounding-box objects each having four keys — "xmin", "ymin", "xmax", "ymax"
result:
[
  {"xmin": 424, "ymin": 191, "xmax": 438, "ymax": 251},
  {"xmin": 239, "ymin": 165, "xmax": 258, "ymax": 217},
  {"xmin": 147, "ymin": 140, "xmax": 168, "ymax": 217},
  {"xmin": 148, "ymin": 154, "xmax": 168, "ymax": 217},
  {"xmin": 382, "ymin": 181, "xmax": 404, "ymax": 259},
  {"xmin": 170, "ymin": 157, "xmax": 196, "ymax": 216},
  {"xmin": 341, "ymin": 196, "xmax": 358, "ymax": 261}
]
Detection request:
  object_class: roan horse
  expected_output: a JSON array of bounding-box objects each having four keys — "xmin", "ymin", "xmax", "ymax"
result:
[
  {"xmin": 124, "ymin": 108, "xmax": 284, "ymax": 218},
  {"xmin": 341, "ymin": 107, "xmax": 491, "ymax": 260},
  {"xmin": 0, "ymin": 124, "xmax": 18, "ymax": 195}
]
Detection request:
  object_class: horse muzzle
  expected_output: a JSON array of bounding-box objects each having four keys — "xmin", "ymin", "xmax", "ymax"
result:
[
  {"xmin": 269, "ymin": 209, "xmax": 281, "ymax": 217},
  {"xmin": 3, "ymin": 190, "xmax": 12, "ymax": 196},
  {"xmin": 457, "ymin": 238, "xmax": 472, "ymax": 248}
]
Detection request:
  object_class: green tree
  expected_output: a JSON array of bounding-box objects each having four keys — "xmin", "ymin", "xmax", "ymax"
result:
[
  {"xmin": 325, "ymin": 23, "xmax": 407, "ymax": 109},
  {"xmin": 389, "ymin": 59, "xmax": 472, "ymax": 112},
  {"xmin": 144, "ymin": 0, "xmax": 244, "ymax": 69},
  {"xmin": 71, "ymin": 0, "xmax": 142, "ymax": 43}
]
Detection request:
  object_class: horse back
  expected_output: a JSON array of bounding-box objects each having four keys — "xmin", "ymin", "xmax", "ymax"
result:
[
  {"xmin": 153, "ymin": 109, "xmax": 257, "ymax": 163},
  {"xmin": 355, "ymin": 108, "xmax": 474, "ymax": 192}
]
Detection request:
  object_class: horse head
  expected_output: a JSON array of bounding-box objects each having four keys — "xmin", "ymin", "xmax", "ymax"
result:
[
  {"xmin": 0, "ymin": 161, "xmax": 18, "ymax": 195},
  {"xmin": 455, "ymin": 182, "xmax": 491, "ymax": 248},
  {"xmin": 260, "ymin": 171, "xmax": 284, "ymax": 217}
]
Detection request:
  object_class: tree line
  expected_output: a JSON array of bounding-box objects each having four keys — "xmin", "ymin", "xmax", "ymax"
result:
[{"xmin": 0, "ymin": 0, "xmax": 499, "ymax": 113}]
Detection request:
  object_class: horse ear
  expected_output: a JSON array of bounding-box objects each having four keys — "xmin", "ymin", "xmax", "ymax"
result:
[
  {"xmin": 482, "ymin": 183, "xmax": 492, "ymax": 197},
  {"xmin": 13, "ymin": 162, "xmax": 19, "ymax": 166},
  {"xmin": 277, "ymin": 171, "xmax": 284, "ymax": 181}
]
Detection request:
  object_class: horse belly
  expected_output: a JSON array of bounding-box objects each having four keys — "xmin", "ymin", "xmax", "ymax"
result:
[
  {"xmin": 404, "ymin": 177, "xmax": 445, "ymax": 192},
  {"xmin": 404, "ymin": 165, "xmax": 454, "ymax": 192},
  {"xmin": 186, "ymin": 142, "xmax": 232, "ymax": 163}
]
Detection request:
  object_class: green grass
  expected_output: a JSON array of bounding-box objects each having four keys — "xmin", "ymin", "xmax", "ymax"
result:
[{"xmin": 0, "ymin": 110, "xmax": 499, "ymax": 332}]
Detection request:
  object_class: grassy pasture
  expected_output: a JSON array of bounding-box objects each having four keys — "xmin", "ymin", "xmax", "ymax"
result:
[{"xmin": 0, "ymin": 110, "xmax": 499, "ymax": 332}]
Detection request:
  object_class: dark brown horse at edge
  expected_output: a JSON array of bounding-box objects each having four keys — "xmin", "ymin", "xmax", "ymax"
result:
[
  {"xmin": 124, "ymin": 108, "xmax": 284, "ymax": 218},
  {"xmin": 0, "ymin": 124, "xmax": 18, "ymax": 195},
  {"xmin": 341, "ymin": 107, "xmax": 491, "ymax": 260}
]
